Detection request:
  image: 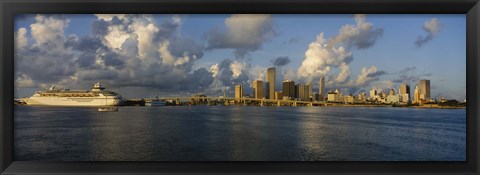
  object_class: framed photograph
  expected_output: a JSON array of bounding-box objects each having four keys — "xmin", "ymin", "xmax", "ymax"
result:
[{"xmin": 1, "ymin": 0, "xmax": 479, "ymax": 174}]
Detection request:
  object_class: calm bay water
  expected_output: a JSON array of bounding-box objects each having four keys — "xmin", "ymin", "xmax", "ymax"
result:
[{"xmin": 14, "ymin": 106, "xmax": 466, "ymax": 161}]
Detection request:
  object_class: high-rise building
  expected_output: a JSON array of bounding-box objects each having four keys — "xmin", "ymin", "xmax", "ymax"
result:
[
  {"xmin": 399, "ymin": 84, "xmax": 410, "ymax": 96},
  {"xmin": 265, "ymin": 82, "xmax": 270, "ymax": 99},
  {"xmin": 295, "ymin": 84, "xmax": 299, "ymax": 99},
  {"xmin": 319, "ymin": 76, "xmax": 325, "ymax": 98},
  {"xmin": 370, "ymin": 89, "xmax": 377, "ymax": 98},
  {"xmin": 420, "ymin": 79, "xmax": 430, "ymax": 100},
  {"xmin": 234, "ymin": 85, "xmax": 243, "ymax": 99},
  {"xmin": 414, "ymin": 84, "xmax": 420, "ymax": 103},
  {"xmin": 298, "ymin": 84, "xmax": 305, "ymax": 101},
  {"xmin": 266, "ymin": 67, "xmax": 276, "ymax": 99},
  {"xmin": 282, "ymin": 80, "xmax": 295, "ymax": 100},
  {"xmin": 252, "ymin": 80, "xmax": 264, "ymax": 99},
  {"xmin": 399, "ymin": 83, "xmax": 410, "ymax": 102},
  {"xmin": 305, "ymin": 84, "xmax": 312, "ymax": 101}
]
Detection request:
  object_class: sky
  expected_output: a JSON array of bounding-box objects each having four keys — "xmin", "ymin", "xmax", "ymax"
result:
[{"xmin": 14, "ymin": 14, "xmax": 466, "ymax": 100}]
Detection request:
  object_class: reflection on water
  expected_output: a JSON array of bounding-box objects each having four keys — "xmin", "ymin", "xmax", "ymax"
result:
[{"xmin": 14, "ymin": 106, "xmax": 466, "ymax": 161}]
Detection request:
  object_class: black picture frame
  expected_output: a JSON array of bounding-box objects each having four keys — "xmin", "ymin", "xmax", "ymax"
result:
[{"xmin": 1, "ymin": 0, "xmax": 479, "ymax": 174}]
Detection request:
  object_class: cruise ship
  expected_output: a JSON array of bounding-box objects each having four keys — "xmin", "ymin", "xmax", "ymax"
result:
[{"xmin": 21, "ymin": 82, "xmax": 123, "ymax": 106}]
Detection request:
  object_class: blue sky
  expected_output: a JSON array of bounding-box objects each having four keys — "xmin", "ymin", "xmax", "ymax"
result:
[{"xmin": 14, "ymin": 14, "xmax": 465, "ymax": 100}]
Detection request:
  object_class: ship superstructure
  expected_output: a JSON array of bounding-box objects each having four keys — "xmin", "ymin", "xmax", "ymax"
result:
[{"xmin": 22, "ymin": 82, "xmax": 123, "ymax": 106}]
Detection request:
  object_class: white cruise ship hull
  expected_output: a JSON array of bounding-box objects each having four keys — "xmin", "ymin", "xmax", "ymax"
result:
[{"xmin": 22, "ymin": 97, "xmax": 121, "ymax": 107}]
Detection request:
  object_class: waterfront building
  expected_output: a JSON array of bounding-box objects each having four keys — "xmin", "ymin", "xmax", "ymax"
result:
[
  {"xmin": 298, "ymin": 84, "xmax": 305, "ymax": 101},
  {"xmin": 344, "ymin": 95, "xmax": 355, "ymax": 104},
  {"xmin": 369, "ymin": 89, "xmax": 377, "ymax": 100},
  {"xmin": 282, "ymin": 80, "xmax": 295, "ymax": 100},
  {"xmin": 295, "ymin": 84, "xmax": 299, "ymax": 99},
  {"xmin": 387, "ymin": 94, "xmax": 401, "ymax": 104},
  {"xmin": 305, "ymin": 84, "xmax": 312, "ymax": 101},
  {"xmin": 319, "ymin": 76, "xmax": 325, "ymax": 99},
  {"xmin": 389, "ymin": 88, "xmax": 395, "ymax": 96},
  {"xmin": 399, "ymin": 84, "xmax": 410, "ymax": 95},
  {"xmin": 275, "ymin": 91, "xmax": 283, "ymax": 100},
  {"xmin": 414, "ymin": 84, "xmax": 421, "ymax": 104},
  {"xmin": 380, "ymin": 91, "xmax": 387, "ymax": 98},
  {"xmin": 358, "ymin": 92, "xmax": 367, "ymax": 102},
  {"xmin": 328, "ymin": 91, "xmax": 337, "ymax": 102},
  {"xmin": 420, "ymin": 79, "xmax": 431, "ymax": 100},
  {"xmin": 328, "ymin": 89, "xmax": 342, "ymax": 102},
  {"xmin": 266, "ymin": 67, "xmax": 276, "ymax": 99},
  {"xmin": 235, "ymin": 85, "xmax": 243, "ymax": 100},
  {"xmin": 313, "ymin": 92, "xmax": 320, "ymax": 101},
  {"xmin": 253, "ymin": 80, "xmax": 264, "ymax": 99},
  {"xmin": 402, "ymin": 94, "xmax": 410, "ymax": 103}
]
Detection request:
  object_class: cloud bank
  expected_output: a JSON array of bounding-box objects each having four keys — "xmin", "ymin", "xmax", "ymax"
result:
[
  {"xmin": 15, "ymin": 14, "xmax": 209, "ymax": 97},
  {"xmin": 297, "ymin": 14, "xmax": 384, "ymax": 93}
]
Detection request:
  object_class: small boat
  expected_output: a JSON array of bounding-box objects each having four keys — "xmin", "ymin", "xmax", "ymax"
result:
[{"xmin": 98, "ymin": 106, "xmax": 118, "ymax": 112}]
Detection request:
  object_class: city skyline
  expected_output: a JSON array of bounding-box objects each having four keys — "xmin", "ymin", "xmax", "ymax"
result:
[
  {"xmin": 235, "ymin": 65, "xmax": 435, "ymax": 104},
  {"xmin": 14, "ymin": 14, "xmax": 466, "ymax": 100}
]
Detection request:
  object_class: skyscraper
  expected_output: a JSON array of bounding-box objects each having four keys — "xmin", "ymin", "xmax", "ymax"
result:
[
  {"xmin": 234, "ymin": 85, "xmax": 243, "ymax": 99},
  {"xmin": 298, "ymin": 84, "xmax": 305, "ymax": 101},
  {"xmin": 319, "ymin": 76, "xmax": 325, "ymax": 98},
  {"xmin": 399, "ymin": 84, "xmax": 410, "ymax": 96},
  {"xmin": 399, "ymin": 83, "xmax": 410, "ymax": 102},
  {"xmin": 252, "ymin": 80, "xmax": 264, "ymax": 99},
  {"xmin": 370, "ymin": 88, "xmax": 377, "ymax": 98},
  {"xmin": 305, "ymin": 84, "xmax": 312, "ymax": 101},
  {"xmin": 414, "ymin": 84, "xmax": 420, "ymax": 103},
  {"xmin": 282, "ymin": 80, "xmax": 295, "ymax": 100},
  {"xmin": 266, "ymin": 67, "xmax": 276, "ymax": 100},
  {"xmin": 420, "ymin": 79, "xmax": 430, "ymax": 100}
]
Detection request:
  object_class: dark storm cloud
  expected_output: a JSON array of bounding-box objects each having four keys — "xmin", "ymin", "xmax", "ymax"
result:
[
  {"xmin": 272, "ymin": 56, "xmax": 291, "ymax": 67},
  {"xmin": 366, "ymin": 70, "xmax": 386, "ymax": 78},
  {"xmin": 392, "ymin": 67, "xmax": 432, "ymax": 84},
  {"xmin": 205, "ymin": 14, "xmax": 275, "ymax": 58}
]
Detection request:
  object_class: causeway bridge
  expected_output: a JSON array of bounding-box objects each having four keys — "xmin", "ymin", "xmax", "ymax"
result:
[{"xmin": 144, "ymin": 96, "xmax": 328, "ymax": 106}]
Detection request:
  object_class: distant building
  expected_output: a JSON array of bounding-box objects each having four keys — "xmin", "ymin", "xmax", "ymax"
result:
[
  {"xmin": 328, "ymin": 89, "xmax": 342, "ymax": 102},
  {"xmin": 399, "ymin": 84, "xmax": 410, "ymax": 102},
  {"xmin": 414, "ymin": 84, "xmax": 421, "ymax": 104},
  {"xmin": 420, "ymin": 79, "xmax": 431, "ymax": 100},
  {"xmin": 252, "ymin": 80, "xmax": 264, "ymax": 99},
  {"xmin": 234, "ymin": 85, "xmax": 243, "ymax": 99},
  {"xmin": 295, "ymin": 84, "xmax": 299, "ymax": 99},
  {"xmin": 282, "ymin": 80, "xmax": 295, "ymax": 100},
  {"xmin": 304, "ymin": 84, "xmax": 312, "ymax": 101},
  {"xmin": 344, "ymin": 95, "xmax": 355, "ymax": 104},
  {"xmin": 358, "ymin": 92, "xmax": 367, "ymax": 102},
  {"xmin": 401, "ymin": 94, "xmax": 410, "ymax": 103},
  {"xmin": 275, "ymin": 91, "xmax": 283, "ymax": 100},
  {"xmin": 298, "ymin": 84, "xmax": 305, "ymax": 101},
  {"xmin": 387, "ymin": 94, "xmax": 401, "ymax": 104},
  {"xmin": 266, "ymin": 67, "xmax": 276, "ymax": 99},
  {"xmin": 370, "ymin": 89, "xmax": 377, "ymax": 99},
  {"xmin": 319, "ymin": 76, "xmax": 325, "ymax": 99},
  {"xmin": 313, "ymin": 92, "xmax": 320, "ymax": 101},
  {"xmin": 389, "ymin": 88, "xmax": 395, "ymax": 96}
]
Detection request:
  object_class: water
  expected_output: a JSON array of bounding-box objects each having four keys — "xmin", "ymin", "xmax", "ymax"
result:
[{"xmin": 14, "ymin": 106, "xmax": 466, "ymax": 161}]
